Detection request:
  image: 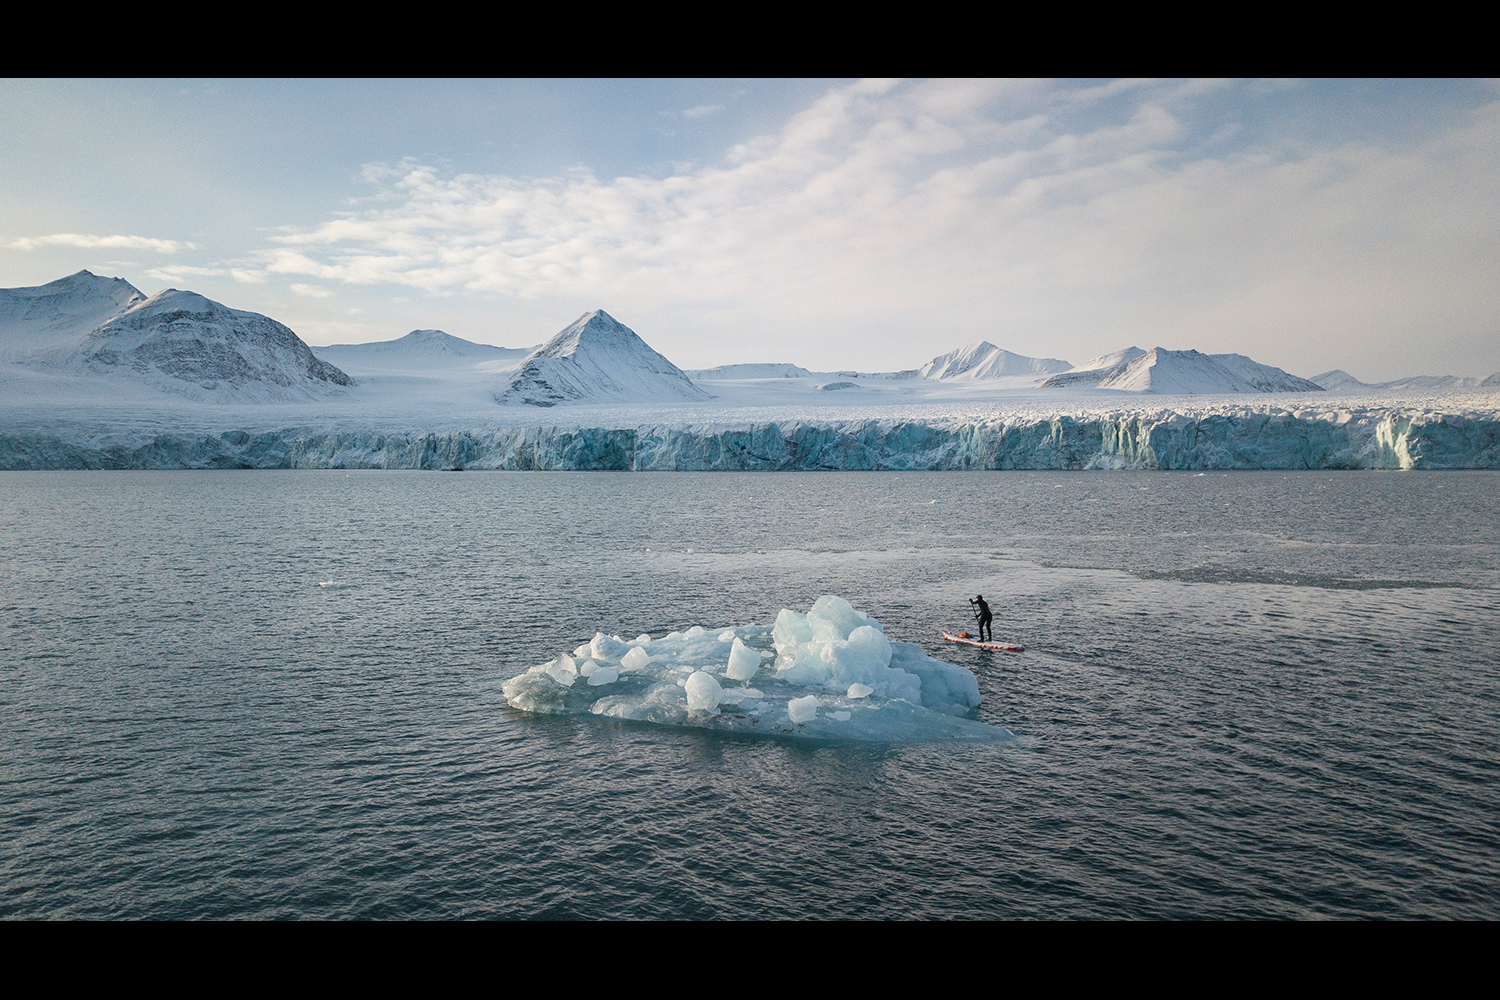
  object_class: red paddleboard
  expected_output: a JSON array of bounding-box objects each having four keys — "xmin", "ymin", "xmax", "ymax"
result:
[{"xmin": 943, "ymin": 631, "xmax": 1024, "ymax": 652}]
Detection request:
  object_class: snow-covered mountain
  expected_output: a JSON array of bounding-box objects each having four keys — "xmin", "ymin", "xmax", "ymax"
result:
[
  {"xmin": 1038, "ymin": 347, "xmax": 1148, "ymax": 389},
  {"xmin": 56, "ymin": 288, "xmax": 351, "ymax": 401},
  {"xmin": 920, "ymin": 341, "xmax": 1072, "ymax": 381},
  {"xmin": 5, "ymin": 274, "xmax": 1499, "ymax": 471},
  {"xmin": 1309, "ymin": 369, "xmax": 1370, "ymax": 392},
  {"xmin": 1205, "ymin": 353, "xmax": 1325, "ymax": 392},
  {"xmin": 315, "ymin": 329, "xmax": 534, "ymax": 371},
  {"xmin": 1043, "ymin": 348, "xmax": 1322, "ymax": 394},
  {"xmin": 1311, "ymin": 370, "xmax": 1498, "ymax": 391},
  {"xmin": 494, "ymin": 310, "xmax": 710, "ymax": 407},
  {"xmin": 1097, "ymin": 349, "xmax": 1241, "ymax": 393},
  {"xmin": 686, "ymin": 363, "xmax": 812, "ymax": 380},
  {"xmin": 0, "ymin": 270, "xmax": 146, "ymax": 359},
  {"xmin": 1073, "ymin": 346, "xmax": 1148, "ymax": 372},
  {"xmin": 1390, "ymin": 375, "xmax": 1483, "ymax": 389}
]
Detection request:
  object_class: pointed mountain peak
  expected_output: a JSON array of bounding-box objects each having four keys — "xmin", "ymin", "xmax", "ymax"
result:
[
  {"xmin": 532, "ymin": 309, "xmax": 652, "ymax": 360},
  {"xmin": 1, "ymin": 271, "xmax": 149, "ymax": 358},
  {"xmin": 498, "ymin": 310, "xmax": 709, "ymax": 406}
]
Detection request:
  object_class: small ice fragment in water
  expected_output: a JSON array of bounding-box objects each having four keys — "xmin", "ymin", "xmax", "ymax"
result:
[
  {"xmin": 788, "ymin": 695, "xmax": 818, "ymax": 724},
  {"xmin": 725, "ymin": 637, "xmax": 761, "ymax": 681},
  {"xmin": 621, "ymin": 646, "xmax": 651, "ymax": 670},
  {"xmin": 685, "ymin": 671, "xmax": 723, "ymax": 713},
  {"xmin": 847, "ymin": 683, "xmax": 874, "ymax": 699}
]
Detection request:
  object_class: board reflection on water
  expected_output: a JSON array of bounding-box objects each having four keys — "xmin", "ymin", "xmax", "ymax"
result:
[{"xmin": 1, "ymin": 470, "xmax": 1497, "ymax": 918}]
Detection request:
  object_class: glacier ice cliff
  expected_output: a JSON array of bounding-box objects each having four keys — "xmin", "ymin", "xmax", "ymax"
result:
[{"xmin": 4, "ymin": 408, "xmax": 1499, "ymax": 470}]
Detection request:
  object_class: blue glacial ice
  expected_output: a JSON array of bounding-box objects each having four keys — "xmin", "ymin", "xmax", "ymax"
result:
[
  {"xmin": 500, "ymin": 596, "xmax": 1011, "ymax": 741},
  {"xmin": 6, "ymin": 408, "xmax": 1499, "ymax": 470}
]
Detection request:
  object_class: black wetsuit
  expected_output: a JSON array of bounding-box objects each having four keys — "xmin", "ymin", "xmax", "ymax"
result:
[{"xmin": 973, "ymin": 597, "xmax": 993, "ymax": 641}]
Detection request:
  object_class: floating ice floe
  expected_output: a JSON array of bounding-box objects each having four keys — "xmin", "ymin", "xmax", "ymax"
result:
[{"xmin": 501, "ymin": 595, "xmax": 1011, "ymax": 741}]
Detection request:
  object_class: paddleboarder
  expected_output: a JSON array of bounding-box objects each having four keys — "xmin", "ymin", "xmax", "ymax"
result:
[{"xmin": 969, "ymin": 594, "xmax": 993, "ymax": 642}]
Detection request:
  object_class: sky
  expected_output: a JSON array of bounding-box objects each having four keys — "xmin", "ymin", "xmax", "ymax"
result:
[{"xmin": 3, "ymin": 78, "xmax": 1498, "ymax": 382}]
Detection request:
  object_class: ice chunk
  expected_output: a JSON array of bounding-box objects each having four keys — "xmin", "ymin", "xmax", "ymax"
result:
[
  {"xmin": 718, "ymin": 628, "xmax": 737, "ymax": 642},
  {"xmin": 590, "ymin": 633, "xmax": 631, "ymax": 659},
  {"xmin": 685, "ymin": 626, "xmax": 706, "ymax": 639},
  {"xmin": 685, "ymin": 671, "xmax": 723, "ymax": 714},
  {"xmin": 772, "ymin": 609, "xmax": 814, "ymax": 666},
  {"xmin": 633, "ymin": 634, "xmax": 651, "ymax": 644},
  {"xmin": 500, "ymin": 596, "xmax": 1006, "ymax": 741},
  {"xmin": 546, "ymin": 654, "xmax": 578, "ymax": 687},
  {"xmin": 772, "ymin": 602, "xmax": 919, "ymax": 703},
  {"xmin": 725, "ymin": 637, "xmax": 761, "ymax": 681},
  {"xmin": 808, "ymin": 595, "xmax": 880, "ymax": 637}
]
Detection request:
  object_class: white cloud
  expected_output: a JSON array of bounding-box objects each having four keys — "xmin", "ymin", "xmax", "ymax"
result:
[
  {"xmin": 232, "ymin": 79, "xmax": 1500, "ymax": 374},
  {"xmin": 144, "ymin": 264, "xmax": 264, "ymax": 284},
  {"xmin": 10, "ymin": 233, "xmax": 197, "ymax": 253},
  {"xmin": 680, "ymin": 104, "xmax": 725, "ymax": 119}
]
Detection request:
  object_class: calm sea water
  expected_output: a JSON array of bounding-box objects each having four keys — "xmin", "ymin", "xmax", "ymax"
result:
[{"xmin": 2, "ymin": 470, "xmax": 1497, "ymax": 919}]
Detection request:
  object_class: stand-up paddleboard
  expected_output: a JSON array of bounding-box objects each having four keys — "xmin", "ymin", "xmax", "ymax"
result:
[{"xmin": 943, "ymin": 631, "xmax": 1024, "ymax": 652}]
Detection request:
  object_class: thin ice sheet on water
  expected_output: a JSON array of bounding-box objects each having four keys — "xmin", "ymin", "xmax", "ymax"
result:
[{"xmin": 500, "ymin": 595, "xmax": 1011, "ymax": 741}]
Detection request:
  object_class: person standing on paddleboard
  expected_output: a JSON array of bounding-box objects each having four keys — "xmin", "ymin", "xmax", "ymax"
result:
[{"xmin": 970, "ymin": 595, "xmax": 993, "ymax": 642}]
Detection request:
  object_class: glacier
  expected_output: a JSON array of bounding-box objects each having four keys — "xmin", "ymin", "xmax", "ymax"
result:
[
  {"xmin": 499, "ymin": 596, "xmax": 1006, "ymax": 741},
  {"xmin": 5, "ymin": 399, "xmax": 1499, "ymax": 470},
  {"xmin": 4, "ymin": 271, "xmax": 1499, "ymax": 471}
]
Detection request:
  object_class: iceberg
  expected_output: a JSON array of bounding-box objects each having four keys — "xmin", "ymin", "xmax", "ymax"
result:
[{"xmin": 500, "ymin": 596, "xmax": 1010, "ymax": 741}]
